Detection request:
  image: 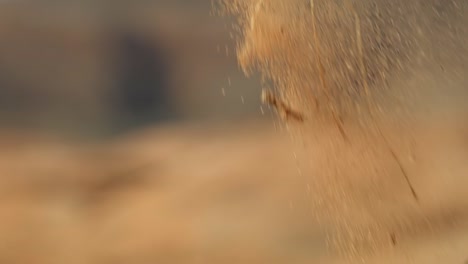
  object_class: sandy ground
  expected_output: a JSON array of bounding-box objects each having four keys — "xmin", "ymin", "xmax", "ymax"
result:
[{"xmin": 0, "ymin": 118, "xmax": 467, "ymax": 264}]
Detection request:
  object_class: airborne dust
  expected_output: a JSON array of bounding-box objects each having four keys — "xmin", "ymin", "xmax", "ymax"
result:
[{"xmin": 216, "ymin": 0, "xmax": 468, "ymax": 260}]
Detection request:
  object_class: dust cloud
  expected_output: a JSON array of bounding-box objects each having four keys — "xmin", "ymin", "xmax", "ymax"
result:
[{"xmin": 218, "ymin": 0, "xmax": 468, "ymax": 261}]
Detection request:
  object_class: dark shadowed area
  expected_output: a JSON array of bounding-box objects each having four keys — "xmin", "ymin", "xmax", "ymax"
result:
[{"xmin": 0, "ymin": 0, "xmax": 263, "ymax": 138}]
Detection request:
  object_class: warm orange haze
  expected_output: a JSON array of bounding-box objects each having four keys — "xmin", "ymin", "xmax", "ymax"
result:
[{"xmin": 0, "ymin": 1, "xmax": 467, "ymax": 263}]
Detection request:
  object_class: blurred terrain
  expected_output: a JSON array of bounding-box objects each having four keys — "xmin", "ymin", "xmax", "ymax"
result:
[
  {"xmin": 0, "ymin": 122, "xmax": 308, "ymax": 264},
  {"xmin": 2, "ymin": 120, "xmax": 468, "ymax": 264}
]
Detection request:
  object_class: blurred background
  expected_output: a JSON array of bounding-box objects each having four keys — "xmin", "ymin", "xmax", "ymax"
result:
[
  {"xmin": 0, "ymin": 0, "xmax": 264, "ymax": 139},
  {"xmin": 2, "ymin": 1, "xmax": 468, "ymax": 264},
  {"xmin": 0, "ymin": 2, "xmax": 315, "ymax": 264}
]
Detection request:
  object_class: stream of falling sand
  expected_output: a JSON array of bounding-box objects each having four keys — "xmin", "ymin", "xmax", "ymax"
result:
[{"xmin": 216, "ymin": 0, "xmax": 468, "ymax": 261}]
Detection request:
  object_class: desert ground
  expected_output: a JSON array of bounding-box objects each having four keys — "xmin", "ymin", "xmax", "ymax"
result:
[{"xmin": 1, "ymin": 116, "xmax": 468, "ymax": 264}]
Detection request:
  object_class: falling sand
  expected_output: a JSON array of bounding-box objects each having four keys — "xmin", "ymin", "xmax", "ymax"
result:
[{"xmin": 216, "ymin": 0, "xmax": 468, "ymax": 261}]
